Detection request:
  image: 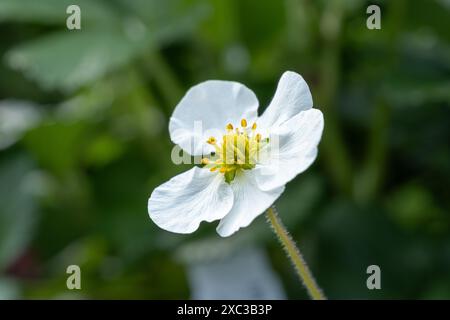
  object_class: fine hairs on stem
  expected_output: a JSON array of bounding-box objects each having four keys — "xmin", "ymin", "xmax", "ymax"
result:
[{"xmin": 266, "ymin": 205, "xmax": 326, "ymax": 300}]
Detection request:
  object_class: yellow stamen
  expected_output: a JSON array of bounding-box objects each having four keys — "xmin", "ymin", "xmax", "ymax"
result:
[
  {"xmin": 203, "ymin": 123, "xmax": 266, "ymax": 182},
  {"xmin": 207, "ymin": 136, "xmax": 216, "ymax": 145}
]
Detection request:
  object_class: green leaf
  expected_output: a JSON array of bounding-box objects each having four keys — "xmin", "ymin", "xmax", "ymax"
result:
[
  {"xmin": 0, "ymin": 100, "xmax": 42, "ymax": 150},
  {"xmin": 0, "ymin": 278, "xmax": 21, "ymax": 299},
  {"xmin": 6, "ymin": 31, "xmax": 146, "ymax": 92},
  {"xmin": 386, "ymin": 183, "xmax": 444, "ymax": 230},
  {"xmin": 4, "ymin": 0, "xmax": 208, "ymax": 91},
  {"xmin": 0, "ymin": 0, "xmax": 118, "ymax": 26},
  {"xmin": 0, "ymin": 156, "xmax": 37, "ymax": 271},
  {"xmin": 83, "ymin": 134, "xmax": 125, "ymax": 167},
  {"xmin": 23, "ymin": 121, "xmax": 87, "ymax": 174}
]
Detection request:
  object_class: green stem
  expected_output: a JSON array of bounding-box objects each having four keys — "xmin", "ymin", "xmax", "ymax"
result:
[
  {"xmin": 266, "ymin": 206, "xmax": 326, "ymax": 300},
  {"xmin": 316, "ymin": 0, "xmax": 353, "ymax": 196},
  {"xmin": 354, "ymin": 100, "xmax": 390, "ymax": 203},
  {"xmin": 143, "ymin": 51, "xmax": 184, "ymax": 113},
  {"xmin": 354, "ymin": 0, "xmax": 405, "ymax": 202}
]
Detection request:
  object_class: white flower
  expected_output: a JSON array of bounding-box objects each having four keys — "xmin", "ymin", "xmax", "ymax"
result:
[{"xmin": 148, "ymin": 71, "xmax": 324, "ymax": 237}]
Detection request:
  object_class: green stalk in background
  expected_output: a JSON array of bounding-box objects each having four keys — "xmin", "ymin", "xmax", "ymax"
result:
[{"xmin": 316, "ymin": 0, "xmax": 353, "ymax": 196}]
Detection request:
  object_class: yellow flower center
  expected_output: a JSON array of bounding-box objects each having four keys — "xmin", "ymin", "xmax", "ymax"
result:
[{"xmin": 201, "ymin": 119, "xmax": 268, "ymax": 183}]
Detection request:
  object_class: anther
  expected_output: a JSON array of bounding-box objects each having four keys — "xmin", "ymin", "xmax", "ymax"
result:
[
  {"xmin": 251, "ymin": 122, "xmax": 257, "ymax": 130},
  {"xmin": 201, "ymin": 158, "xmax": 210, "ymax": 165},
  {"xmin": 219, "ymin": 167, "xmax": 227, "ymax": 173},
  {"xmin": 241, "ymin": 119, "xmax": 247, "ymax": 128},
  {"xmin": 207, "ymin": 137, "xmax": 216, "ymax": 145},
  {"xmin": 210, "ymin": 167, "xmax": 217, "ymax": 172},
  {"xmin": 256, "ymin": 133, "xmax": 262, "ymax": 142},
  {"xmin": 226, "ymin": 123, "xmax": 234, "ymax": 131}
]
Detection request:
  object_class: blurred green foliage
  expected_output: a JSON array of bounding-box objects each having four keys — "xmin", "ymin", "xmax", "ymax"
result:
[{"xmin": 0, "ymin": 0, "xmax": 449, "ymax": 299}]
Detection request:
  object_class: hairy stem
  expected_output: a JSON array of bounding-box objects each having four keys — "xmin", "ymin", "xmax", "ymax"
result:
[{"xmin": 266, "ymin": 205, "xmax": 325, "ymax": 300}]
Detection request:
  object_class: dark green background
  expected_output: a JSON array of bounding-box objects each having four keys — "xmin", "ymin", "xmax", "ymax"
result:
[{"xmin": 0, "ymin": 0, "xmax": 449, "ymax": 299}]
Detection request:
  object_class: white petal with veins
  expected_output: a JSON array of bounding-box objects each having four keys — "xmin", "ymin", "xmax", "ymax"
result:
[
  {"xmin": 216, "ymin": 170, "xmax": 285, "ymax": 237},
  {"xmin": 255, "ymin": 108, "xmax": 324, "ymax": 191},
  {"xmin": 258, "ymin": 71, "xmax": 313, "ymax": 131},
  {"xmin": 169, "ymin": 80, "xmax": 259, "ymax": 156},
  {"xmin": 148, "ymin": 167, "xmax": 234, "ymax": 234}
]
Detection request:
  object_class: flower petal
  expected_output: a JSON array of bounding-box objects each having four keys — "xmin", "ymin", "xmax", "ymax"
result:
[
  {"xmin": 216, "ymin": 171, "xmax": 285, "ymax": 237},
  {"xmin": 148, "ymin": 167, "xmax": 233, "ymax": 234},
  {"xmin": 255, "ymin": 108, "xmax": 324, "ymax": 191},
  {"xmin": 169, "ymin": 80, "xmax": 259, "ymax": 156},
  {"xmin": 258, "ymin": 71, "xmax": 313, "ymax": 130}
]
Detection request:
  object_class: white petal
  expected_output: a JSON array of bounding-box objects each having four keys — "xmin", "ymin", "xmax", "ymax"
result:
[
  {"xmin": 255, "ymin": 108, "xmax": 324, "ymax": 191},
  {"xmin": 148, "ymin": 167, "xmax": 233, "ymax": 234},
  {"xmin": 216, "ymin": 170, "xmax": 285, "ymax": 237},
  {"xmin": 169, "ymin": 80, "xmax": 259, "ymax": 156},
  {"xmin": 258, "ymin": 71, "xmax": 313, "ymax": 130}
]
